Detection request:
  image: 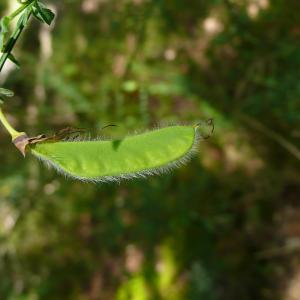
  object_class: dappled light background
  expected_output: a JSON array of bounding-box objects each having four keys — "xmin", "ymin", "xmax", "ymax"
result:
[{"xmin": 0, "ymin": 0, "xmax": 300, "ymax": 299}]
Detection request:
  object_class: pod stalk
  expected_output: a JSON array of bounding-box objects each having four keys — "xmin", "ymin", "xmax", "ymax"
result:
[{"xmin": 0, "ymin": 107, "xmax": 28, "ymax": 156}]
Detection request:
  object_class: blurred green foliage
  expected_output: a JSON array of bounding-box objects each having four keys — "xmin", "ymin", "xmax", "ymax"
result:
[{"xmin": 0, "ymin": 0, "xmax": 300, "ymax": 299}]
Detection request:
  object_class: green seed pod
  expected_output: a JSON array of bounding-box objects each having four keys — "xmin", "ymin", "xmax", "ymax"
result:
[{"xmin": 30, "ymin": 124, "xmax": 202, "ymax": 182}]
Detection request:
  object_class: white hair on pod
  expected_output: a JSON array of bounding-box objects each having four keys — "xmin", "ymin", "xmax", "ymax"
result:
[{"xmin": 31, "ymin": 123, "xmax": 206, "ymax": 184}]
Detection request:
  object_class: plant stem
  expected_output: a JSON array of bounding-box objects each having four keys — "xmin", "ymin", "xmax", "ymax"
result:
[
  {"xmin": 8, "ymin": 1, "xmax": 32, "ymax": 20},
  {"xmin": 0, "ymin": 1, "xmax": 33, "ymax": 140},
  {"xmin": 0, "ymin": 107, "xmax": 24, "ymax": 140},
  {"xmin": 0, "ymin": 25, "xmax": 24, "ymax": 73},
  {"xmin": 0, "ymin": 2, "xmax": 33, "ymax": 72}
]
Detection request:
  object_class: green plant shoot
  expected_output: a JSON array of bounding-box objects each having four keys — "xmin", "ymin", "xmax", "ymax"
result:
[{"xmin": 0, "ymin": 0, "xmax": 55, "ymax": 153}]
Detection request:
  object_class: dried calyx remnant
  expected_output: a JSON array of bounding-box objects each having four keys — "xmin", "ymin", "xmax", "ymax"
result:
[
  {"xmin": 12, "ymin": 127, "xmax": 86, "ymax": 157},
  {"xmin": 0, "ymin": 1, "xmax": 214, "ymax": 182}
]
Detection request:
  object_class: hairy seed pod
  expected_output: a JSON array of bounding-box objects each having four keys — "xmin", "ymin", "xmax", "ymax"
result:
[{"xmin": 30, "ymin": 125, "xmax": 202, "ymax": 182}]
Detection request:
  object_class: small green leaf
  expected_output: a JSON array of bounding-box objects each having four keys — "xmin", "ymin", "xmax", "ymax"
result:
[
  {"xmin": 0, "ymin": 17, "xmax": 10, "ymax": 34},
  {"xmin": 0, "ymin": 88, "xmax": 14, "ymax": 97},
  {"xmin": 0, "ymin": 16, "xmax": 10, "ymax": 51},
  {"xmin": 0, "ymin": 88, "xmax": 13, "ymax": 104},
  {"xmin": 33, "ymin": 2, "xmax": 55, "ymax": 26},
  {"xmin": 8, "ymin": 53, "xmax": 20, "ymax": 68},
  {"xmin": 32, "ymin": 10, "xmax": 44, "ymax": 23}
]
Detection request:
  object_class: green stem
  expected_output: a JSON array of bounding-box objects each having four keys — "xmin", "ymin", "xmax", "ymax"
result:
[
  {"xmin": 0, "ymin": 23, "xmax": 24, "ymax": 72},
  {"xmin": 0, "ymin": 1, "xmax": 33, "ymax": 139},
  {"xmin": 0, "ymin": 3, "xmax": 33, "ymax": 72},
  {"xmin": 8, "ymin": 1, "xmax": 31, "ymax": 20},
  {"xmin": 0, "ymin": 107, "xmax": 24, "ymax": 140}
]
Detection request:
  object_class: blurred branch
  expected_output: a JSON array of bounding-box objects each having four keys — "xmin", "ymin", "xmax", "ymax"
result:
[
  {"xmin": 0, "ymin": 107, "xmax": 21, "ymax": 138},
  {"xmin": 237, "ymin": 113, "xmax": 300, "ymax": 161},
  {"xmin": 256, "ymin": 238, "xmax": 300, "ymax": 260}
]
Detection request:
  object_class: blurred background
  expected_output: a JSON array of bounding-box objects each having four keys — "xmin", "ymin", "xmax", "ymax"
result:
[{"xmin": 0, "ymin": 0, "xmax": 300, "ymax": 299}]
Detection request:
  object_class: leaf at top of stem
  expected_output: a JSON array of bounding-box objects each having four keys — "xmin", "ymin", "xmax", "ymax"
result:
[{"xmin": 32, "ymin": 2, "xmax": 55, "ymax": 26}]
